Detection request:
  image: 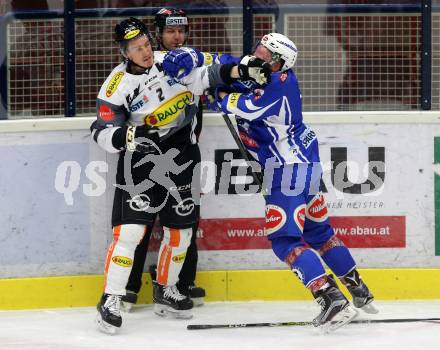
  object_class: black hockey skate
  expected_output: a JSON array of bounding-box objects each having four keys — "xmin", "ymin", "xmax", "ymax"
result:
[
  {"xmin": 96, "ymin": 293, "xmax": 122, "ymax": 335},
  {"xmin": 312, "ymin": 275, "xmax": 358, "ymax": 333},
  {"xmin": 342, "ymin": 269, "xmax": 378, "ymax": 314},
  {"xmin": 153, "ymin": 281, "xmax": 193, "ymax": 319},
  {"xmin": 178, "ymin": 282, "xmax": 206, "ymax": 307},
  {"xmin": 121, "ymin": 290, "xmax": 138, "ymax": 312}
]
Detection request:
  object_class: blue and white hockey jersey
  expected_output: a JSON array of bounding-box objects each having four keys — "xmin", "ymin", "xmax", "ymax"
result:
[
  {"xmin": 219, "ymin": 70, "xmax": 320, "ymax": 166},
  {"xmin": 200, "ymin": 52, "xmax": 240, "ymax": 66}
]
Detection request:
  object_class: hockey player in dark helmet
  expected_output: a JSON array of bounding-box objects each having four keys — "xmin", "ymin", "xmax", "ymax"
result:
[
  {"xmin": 93, "ymin": 15, "xmax": 271, "ymax": 332},
  {"xmin": 93, "ymin": 12, "xmax": 275, "ymax": 333},
  {"xmin": 154, "ymin": 7, "xmax": 189, "ymax": 50},
  {"xmin": 121, "ymin": 8, "xmax": 207, "ymax": 313},
  {"xmin": 114, "ymin": 17, "xmax": 154, "ymax": 72}
]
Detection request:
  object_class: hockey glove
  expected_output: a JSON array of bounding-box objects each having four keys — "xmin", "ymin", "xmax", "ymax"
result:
[
  {"xmin": 201, "ymin": 89, "xmax": 220, "ymax": 112},
  {"xmin": 238, "ymin": 55, "xmax": 271, "ymax": 85},
  {"xmin": 115, "ymin": 125, "xmax": 159, "ymax": 154},
  {"xmin": 163, "ymin": 47, "xmax": 204, "ymax": 79},
  {"xmin": 203, "ymin": 86, "xmax": 234, "ymax": 112}
]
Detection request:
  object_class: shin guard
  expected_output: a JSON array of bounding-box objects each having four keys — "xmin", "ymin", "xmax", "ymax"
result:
[
  {"xmin": 285, "ymin": 247, "xmax": 326, "ymax": 287},
  {"xmin": 157, "ymin": 227, "xmax": 192, "ymax": 286},
  {"xmin": 104, "ymin": 224, "xmax": 146, "ymax": 295},
  {"xmin": 318, "ymin": 235, "xmax": 356, "ymax": 277}
]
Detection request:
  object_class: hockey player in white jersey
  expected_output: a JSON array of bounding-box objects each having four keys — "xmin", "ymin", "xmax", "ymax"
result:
[
  {"xmin": 122, "ymin": 8, "xmax": 240, "ymax": 312},
  {"xmin": 164, "ymin": 33, "xmax": 378, "ymax": 333},
  {"xmin": 122, "ymin": 8, "xmax": 206, "ymax": 312},
  {"xmin": 91, "ymin": 17, "xmax": 270, "ymax": 334}
]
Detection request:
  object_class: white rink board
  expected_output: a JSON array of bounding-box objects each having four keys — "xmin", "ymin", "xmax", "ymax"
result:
[
  {"xmin": 0, "ymin": 118, "xmax": 439, "ymax": 278},
  {"xmin": 198, "ymin": 123, "xmax": 440, "ymax": 270}
]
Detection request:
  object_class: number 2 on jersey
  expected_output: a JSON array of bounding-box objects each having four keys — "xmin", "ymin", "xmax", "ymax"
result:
[{"xmin": 156, "ymin": 88, "xmax": 165, "ymax": 102}]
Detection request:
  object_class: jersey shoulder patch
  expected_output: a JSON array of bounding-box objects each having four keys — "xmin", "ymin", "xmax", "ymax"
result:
[
  {"xmin": 202, "ymin": 52, "xmax": 214, "ymax": 65},
  {"xmin": 98, "ymin": 63, "xmax": 128, "ymax": 103},
  {"xmin": 105, "ymin": 71, "xmax": 125, "ymax": 97}
]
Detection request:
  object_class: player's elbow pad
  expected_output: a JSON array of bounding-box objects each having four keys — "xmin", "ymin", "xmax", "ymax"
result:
[{"xmin": 111, "ymin": 127, "xmax": 126, "ymax": 150}]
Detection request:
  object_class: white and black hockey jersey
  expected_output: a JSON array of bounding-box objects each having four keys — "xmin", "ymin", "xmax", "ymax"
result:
[{"xmin": 91, "ymin": 52, "xmax": 212, "ymax": 153}]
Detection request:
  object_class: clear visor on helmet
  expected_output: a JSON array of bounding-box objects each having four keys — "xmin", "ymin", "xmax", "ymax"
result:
[
  {"xmin": 254, "ymin": 43, "xmax": 283, "ymax": 65},
  {"xmin": 125, "ymin": 34, "xmax": 152, "ymax": 54}
]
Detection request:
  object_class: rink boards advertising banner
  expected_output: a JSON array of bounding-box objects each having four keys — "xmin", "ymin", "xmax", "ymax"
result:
[
  {"xmin": 146, "ymin": 123, "xmax": 416, "ymax": 252},
  {"xmin": 2, "ymin": 121, "xmax": 440, "ymax": 276},
  {"xmin": 435, "ymin": 137, "xmax": 440, "ymax": 256},
  {"xmin": 148, "ymin": 216, "xmax": 405, "ymax": 251}
]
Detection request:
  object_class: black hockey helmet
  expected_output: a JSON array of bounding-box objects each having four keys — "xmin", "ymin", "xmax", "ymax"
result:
[
  {"xmin": 154, "ymin": 8, "xmax": 189, "ymax": 34},
  {"xmin": 114, "ymin": 17, "xmax": 152, "ymax": 47}
]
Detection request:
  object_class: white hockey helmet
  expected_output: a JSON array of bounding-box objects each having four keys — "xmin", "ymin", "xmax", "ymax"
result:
[{"xmin": 260, "ymin": 33, "xmax": 298, "ymax": 71}]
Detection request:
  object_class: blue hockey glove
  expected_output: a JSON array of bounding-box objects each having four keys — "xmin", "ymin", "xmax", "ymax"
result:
[
  {"xmin": 163, "ymin": 47, "xmax": 204, "ymax": 79},
  {"xmin": 202, "ymin": 88, "xmax": 221, "ymax": 112},
  {"xmin": 203, "ymin": 86, "xmax": 233, "ymax": 112}
]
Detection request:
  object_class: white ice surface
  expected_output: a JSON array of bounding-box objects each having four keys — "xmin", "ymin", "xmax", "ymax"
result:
[{"xmin": 0, "ymin": 301, "xmax": 439, "ymax": 350}]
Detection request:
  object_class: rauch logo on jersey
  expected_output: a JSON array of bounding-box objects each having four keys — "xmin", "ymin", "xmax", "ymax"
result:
[
  {"xmin": 112, "ymin": 256, "xmax": 133, "ymax": 267},
  {"xmin": 106, "ymin": 72, "xmax": 124, "ymax": 97},
  {"xmin": 265, "ymin": 204, "xmax": 287, "ymax": 235},
  {"xmin": 144, "ymin": 91, "xmax": 192, "ymax": 126},
  {"xmin": 227, "ymin": 93, "xmax": 241, "ymax": 110},
  {"xmin": 172, "ymin": 252, "xmax": 187, "ymax": 263},
  {"xmin": 203, "ymin": 52, "xmax": 214, "ymax": 65}
]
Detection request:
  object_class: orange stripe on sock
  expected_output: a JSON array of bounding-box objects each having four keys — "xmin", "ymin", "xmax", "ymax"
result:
[
  {"xmin": 113, "ymin": 225, "xmax": 121, "ymax": 240},
  {"xmin": 169, "ymin": 228, "xmax": 180, "ymax": 247},
  {"xmin": 103, "ymin": 225, "xmax": 121, "ymax": 289},
  {"xmin": 157, "ymin": 245, "xmax": 172, "ymax": 285}
]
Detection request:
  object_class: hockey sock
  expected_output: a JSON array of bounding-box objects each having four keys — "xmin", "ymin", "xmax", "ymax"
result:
[
  {"xmin": 157, "ymin": 227, "xmax": 192, "ymax": 286},
  {"xmin": 125, "ymin": 225, "xmax": 153, "ymax": 293},
  {"xmin": 178, "ymin": 236, "xmax": 198, "ymax": 286},
  {"xmin": 104, "ymin": 224, "xmax": 146, "ymax": 295},
  {"xmin": 285, "ymin": 246, "xmax": 327, "ymax": 287},
  {"xmin": 318, "ymin": 236, "xmax": 356, "ymax": 277}
]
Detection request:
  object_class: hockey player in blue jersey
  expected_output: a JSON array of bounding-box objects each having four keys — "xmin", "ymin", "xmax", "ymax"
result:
[{"xmin": 163, "ymin": 33, "xmax": 378, "ymax": 332}]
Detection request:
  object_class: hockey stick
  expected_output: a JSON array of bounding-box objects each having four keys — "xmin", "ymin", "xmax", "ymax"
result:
[
  {"xmin": 222, "ymin": 113, "xmax": 264, "ymax": 191},
  {"xmin": 187, "ymin": 317, "xmax": 440, "ymax": 330}
]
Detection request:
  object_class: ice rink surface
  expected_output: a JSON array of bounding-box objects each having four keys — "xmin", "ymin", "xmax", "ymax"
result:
[{"xmin": 0, "ymin": 300, "xmax": 439, "ymax": 350}]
